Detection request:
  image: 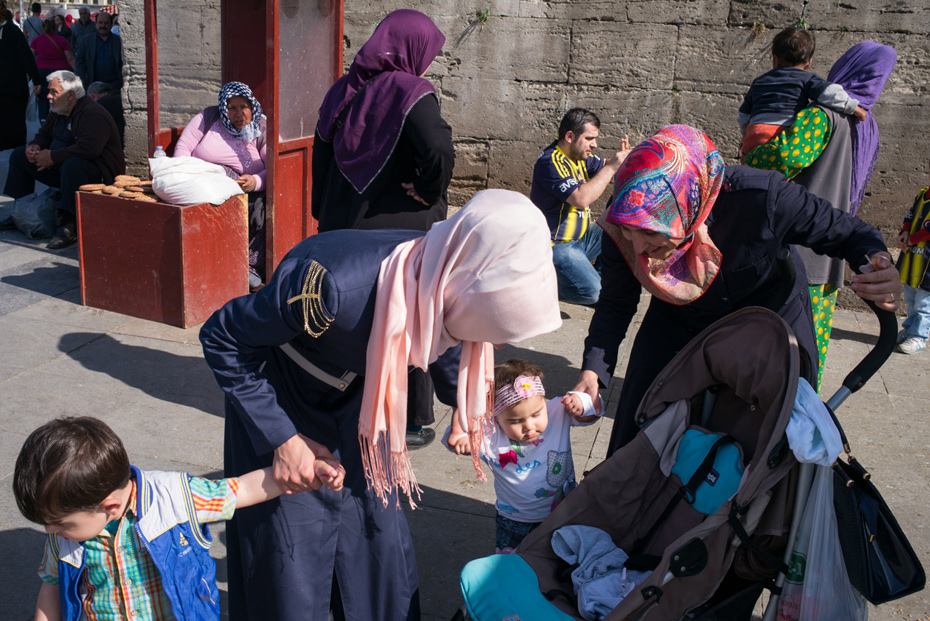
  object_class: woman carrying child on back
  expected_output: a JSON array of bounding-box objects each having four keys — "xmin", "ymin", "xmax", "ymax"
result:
[
  {"xmin": 738, "ymin": 27, "xmax": 867, "ymax": 160},
  {"xmin": 447, "ymin": 359, "xmax": 602, "ymax": 554}
]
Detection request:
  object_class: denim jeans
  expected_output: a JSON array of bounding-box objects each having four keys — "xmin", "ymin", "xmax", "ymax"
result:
[
  {"xmin": 551, "ymin": 226, "xmax": 602, "ymax": 305},
  {"xmin": 902, "ymin": 284, "xmax": 930, "ymax": 341},
  {"xmin": 495, "ymin": 513, "xmax": 540, "ymax": 552}
]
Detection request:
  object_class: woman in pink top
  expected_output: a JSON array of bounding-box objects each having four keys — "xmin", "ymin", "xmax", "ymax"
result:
[
  {"xmin": 175, "ymin": 82, "xmax": 267, "ymax": 288},
  {"xmin": 30, "ymin": 18, "xmax": 74, "ymax": 122}
]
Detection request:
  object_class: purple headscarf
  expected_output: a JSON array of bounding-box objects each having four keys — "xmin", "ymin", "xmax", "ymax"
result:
[
  {"xmin": 827, "ymin": 41, "xmax": 897, "ymax": 215},
  {"xmin": 316, "ymin": 10, "xmax": 445, "ymax": 193}
]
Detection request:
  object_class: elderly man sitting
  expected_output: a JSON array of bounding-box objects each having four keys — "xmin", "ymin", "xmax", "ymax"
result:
[{"xmin": 2, "ymin": 70, "xmax": 124, "ymax": 249}]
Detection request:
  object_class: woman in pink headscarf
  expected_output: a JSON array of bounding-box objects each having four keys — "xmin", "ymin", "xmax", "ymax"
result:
[
  {"xmin": 572, "ymin": 125, "xmax": 901, "ymax": 455},
  {"xmin": 202, "ymin": 189, "xmax": 560, "ymax": 620}
]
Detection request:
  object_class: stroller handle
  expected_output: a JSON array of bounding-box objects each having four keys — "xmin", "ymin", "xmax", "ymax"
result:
[{"xmin": 840, "ymin": 300, "xmax": 897, "ymax": 395}]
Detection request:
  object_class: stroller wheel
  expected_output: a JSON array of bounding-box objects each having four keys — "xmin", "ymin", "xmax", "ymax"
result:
[{"xmin": 451, "ymin": 604, "xmax": 470, "ymax": 621}]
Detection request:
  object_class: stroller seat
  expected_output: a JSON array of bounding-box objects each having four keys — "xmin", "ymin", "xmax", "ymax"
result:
[{"xmin": 458, "ymin": 308, "xmax": 802, "ymax": 620}]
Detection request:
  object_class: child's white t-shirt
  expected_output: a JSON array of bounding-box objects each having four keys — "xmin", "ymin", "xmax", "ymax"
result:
[{"xmin": 481, "ymin": 397, "xmax": 597, "ymax": 524}]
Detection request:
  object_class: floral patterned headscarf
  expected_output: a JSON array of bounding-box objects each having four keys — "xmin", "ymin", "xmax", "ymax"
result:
[
  {"xmin": 600, "ymin": 125, "xmax": 725, "ymax": 305},
  {"xmin": 218, "ymin": 81, "xmax": 263, "ymax": 142}
]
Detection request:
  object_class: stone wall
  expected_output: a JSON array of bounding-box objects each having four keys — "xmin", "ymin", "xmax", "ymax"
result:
[
  {"xmin": 342, "ymin": 0, "xmax": 930, "ymax": 235},
  {"xmin": 120, "ymin": 0, "xmax": 223, "ymax": 171},
  {"xmin": 120, "ymin": 0, "xmax": 930, "ymax": 236}
]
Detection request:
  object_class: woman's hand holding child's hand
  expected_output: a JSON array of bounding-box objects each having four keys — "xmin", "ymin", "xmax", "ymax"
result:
[{"xmin": 314, "ymin": 457, "xmax": 346, "ymax": 491}]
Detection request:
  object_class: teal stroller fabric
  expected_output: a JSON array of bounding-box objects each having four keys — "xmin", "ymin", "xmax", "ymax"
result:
[
  {"xmin": 671, "ymin": 429, "xmax": 744, "ymax": 515},
  {"xmin": 460, "ymin": 554, "xmax": 575, "ymax": 620}
]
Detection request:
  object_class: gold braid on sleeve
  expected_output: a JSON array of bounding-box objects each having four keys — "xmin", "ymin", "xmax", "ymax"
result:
[{"xmin": 286, "ymin": 260, "xmax": 333, "ymax": 337}]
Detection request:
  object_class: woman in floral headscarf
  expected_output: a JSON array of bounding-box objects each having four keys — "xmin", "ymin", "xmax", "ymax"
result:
[
  {"xmin": 175, "ymin": 81, "xmax": 268, "ymax": 288},
  {"xmin": 572, "ymin": 125, "xmax": 902, "ymax": 454}
]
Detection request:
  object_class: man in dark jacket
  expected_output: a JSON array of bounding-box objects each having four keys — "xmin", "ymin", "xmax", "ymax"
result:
[
  {"xmin": 70, "ymin": 7, "xmax": 94, "ymax": 50},
  {"xmin": 74, "ymin": 12, "xmax": 123, "ymax": 90},
  {"xmin": 0, "ymin": 6, "xmax": 41, "ymax": 150},
  {"xmin": 2, "ymin": 70, "xmax": 125, "ymax": 249}
]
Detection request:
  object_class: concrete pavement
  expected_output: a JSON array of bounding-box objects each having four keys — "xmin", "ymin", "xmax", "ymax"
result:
[{"xmin": 1, "ymin": 190, "xmax": 928, "ymax": 620}]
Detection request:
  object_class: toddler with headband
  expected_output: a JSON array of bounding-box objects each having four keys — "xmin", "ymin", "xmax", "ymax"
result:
[{"xmin": 446, "ymin": 358, "xmax": 602, "ymax": 553}]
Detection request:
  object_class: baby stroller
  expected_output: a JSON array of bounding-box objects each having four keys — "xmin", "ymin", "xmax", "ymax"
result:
[{"xmin": 454, "ymin": 305, "xmax": 915, "ymax": 620}]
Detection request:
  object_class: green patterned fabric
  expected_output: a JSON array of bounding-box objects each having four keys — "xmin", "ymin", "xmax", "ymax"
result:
[
  {"xmin": 745, "ymin": 108, "xmax": 832, "ymax": 180},
  {"xmin": 810, "ymin": 283, "xmax": 838, "ymax": 392}
]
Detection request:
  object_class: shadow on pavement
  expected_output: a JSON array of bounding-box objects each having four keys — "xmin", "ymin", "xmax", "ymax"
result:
[
  {"xmin": 58, "ymin": 332, "xmax": 224, "ymax": 417},
  {"xmin": 0, "ymin": 527, "xmax": 48, "ymax": 618},
  {"xmin": 1, "ymin": 261, "xmax": 79, "ymax": 296},
  {"xmin": 829, "ymin": 325, "xmax": 881, "ymax": 346}
]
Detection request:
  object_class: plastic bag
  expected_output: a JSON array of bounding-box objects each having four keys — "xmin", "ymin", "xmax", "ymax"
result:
[
  {"xmin": 776, "ymin": 465, "xmax": 867, "ymax": 620},
  {"xmin": 11, "ymin": 188, "xmax": 60, "ymax": 239},
  {"xmin": 149, "ymin": 156, "xmax": 244, "ymax": 206},
  {"xmin": 25, "ymin": 91, "xmax": 37, "ymax": 122}
]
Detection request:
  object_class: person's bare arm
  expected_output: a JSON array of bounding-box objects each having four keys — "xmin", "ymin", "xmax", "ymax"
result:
[
  {"xmin": 35, "ymin": 582, "xmax": 61, "ymax": 621},
  {"xmin": 564, "ymin": 137, "xmax": 632, "ymax": 209},
  {"xmin": 236, "ymin": 462, "xmax": 345, "ymax": 509}
]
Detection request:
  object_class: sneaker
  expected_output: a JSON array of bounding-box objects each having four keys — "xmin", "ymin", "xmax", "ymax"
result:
[
  {"xmin": 897, "ymin": 329, "xmax": 908, "ymax": 345},
  {"xmin": 898, "ymin": 337, "xmax": 927, "ymax": 355}
]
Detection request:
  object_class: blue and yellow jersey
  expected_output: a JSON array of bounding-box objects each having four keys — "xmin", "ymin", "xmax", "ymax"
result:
[{"xmin": 530, "ymin": 141, "xmax": 605, "ymax": 243}]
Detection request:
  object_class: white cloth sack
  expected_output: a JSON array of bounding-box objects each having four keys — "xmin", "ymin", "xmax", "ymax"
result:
[{"xmin": 149, "ymin": 156, "xmax": 244, "ymax": 206}]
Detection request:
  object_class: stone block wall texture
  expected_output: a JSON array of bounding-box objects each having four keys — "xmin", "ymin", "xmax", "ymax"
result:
[
  {"xmin": 120, "ymin": 0, "xmax": 930, "ymax": 236},
  {"xmin": 121, "ymin": 0, "xmax": 223, "ymax": 172}
]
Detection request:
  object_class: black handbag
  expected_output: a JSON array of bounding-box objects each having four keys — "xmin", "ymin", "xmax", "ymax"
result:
[{"xmin": 831, "ymin": 417, "xmax": 926, "ymax": 605}]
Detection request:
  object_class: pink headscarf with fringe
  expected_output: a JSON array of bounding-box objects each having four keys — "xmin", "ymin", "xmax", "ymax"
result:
[{"xmin": 359, "ymin": 189, "xmax": 562, "ymax": 507}]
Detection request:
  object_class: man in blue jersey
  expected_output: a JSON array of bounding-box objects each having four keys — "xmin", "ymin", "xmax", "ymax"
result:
[{"xmin": 530, "ymin": 108, "xmax": 629, "ymax": 305}]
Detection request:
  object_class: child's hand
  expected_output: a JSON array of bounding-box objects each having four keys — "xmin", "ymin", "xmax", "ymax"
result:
[
  {"xmin": 314, "ymin": 457, "xmax": 346, "ymax": 492},
  {"xmin": 853, "ymin": 106, "xmax": 868, "ymax": 122},
  {"xmin": 897, "ymin": 230, "xmax": 910, "ymax": 250},
  {"xmin": 562, "ymin": 393, "xmax": 584, "ymax": 418},
  {"xmin": 447, "ymin": 432, "xmax": 472, "ymax": 455}
]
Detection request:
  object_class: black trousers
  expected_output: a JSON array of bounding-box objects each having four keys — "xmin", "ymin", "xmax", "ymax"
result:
[
  {"xmin": 0, "ymin": 95, "xmax": 29, "ymax": 151},
  {"xmin": 407, "ymin": 367, "xmax": 435, "ymax": 427},
  {"xmin": 4, "ymin": 147, "xmax": 103, "ymax": 218}
]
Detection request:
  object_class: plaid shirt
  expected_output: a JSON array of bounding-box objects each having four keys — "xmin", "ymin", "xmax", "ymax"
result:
[{"xmin": 39, "ymin": 475, "xmax": 239, "ymax": 621}]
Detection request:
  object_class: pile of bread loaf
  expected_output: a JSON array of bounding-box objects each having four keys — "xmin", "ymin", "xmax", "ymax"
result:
[{"xmin": 79, "ymin": 176, "xmax": 160, "ymax": 202}]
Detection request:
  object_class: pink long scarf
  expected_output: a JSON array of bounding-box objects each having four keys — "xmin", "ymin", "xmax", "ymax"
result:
[{"xmin": 359, "ymin": 189, "xmax": 562, "ymax": 507}]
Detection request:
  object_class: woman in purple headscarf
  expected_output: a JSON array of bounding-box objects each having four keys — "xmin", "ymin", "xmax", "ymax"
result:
[
  {"xmin": 312, "ymin": 9, "xmax": 455, "ymax": 451},
  {"xmin": 312, "ymin": 9, "xmax": 453, "ymax": 232},
  {"xmin": 746, "ymin": 41, "xmax": 897, "ymax": 390}
]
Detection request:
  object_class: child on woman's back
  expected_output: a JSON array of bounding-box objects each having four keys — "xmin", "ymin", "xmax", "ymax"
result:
[
  {"xmin": 447, "ymin": 359, "xmax": 602, "ymax": 553},
  {"xmin": 738, "ymin": 27, "xmax": 867, "ymax": 157}
]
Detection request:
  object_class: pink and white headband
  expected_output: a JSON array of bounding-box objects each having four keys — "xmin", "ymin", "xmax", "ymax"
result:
[{"xmin": 494, "ymin": 375, "xmax": 545, "ymax": 415}]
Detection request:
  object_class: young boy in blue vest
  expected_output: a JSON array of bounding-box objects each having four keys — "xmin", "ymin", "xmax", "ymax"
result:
[{"xmin": 13, "ymin": 416, "xmax": 345, "ymax": 620}]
